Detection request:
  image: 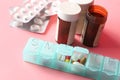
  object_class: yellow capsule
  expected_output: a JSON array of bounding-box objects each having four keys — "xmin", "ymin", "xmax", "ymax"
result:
[{"xmin": 80, "ymin": 57, "xmax": 86, "ymax": 65}]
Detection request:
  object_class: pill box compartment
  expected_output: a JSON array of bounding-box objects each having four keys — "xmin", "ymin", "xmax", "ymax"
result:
[
  {"xmin": 69, "ymin": 47, "xmax": 89, "ymax": 76},
  {"xmin": 100, "ymin": 57, "xmax": 119, "ymax": 80},
  {"xmin": 53, "ymin": 44, "xmax": 73, "ymax": 72},
  {"xmin": 85, "ymin": 53, "xmax": 104, "ymax": 80},
  {"xmin": 23, "ymin": 38, "xmax": 45, "ymax": 64},
  {"xmin": 39, "ymin": 42, "xmax": 58, "ymax": 68}
]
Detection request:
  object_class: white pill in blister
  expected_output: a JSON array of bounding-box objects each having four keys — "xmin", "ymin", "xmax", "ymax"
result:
[
  {"xmin": 25, "ymin": 3, "xmax": 32, "ymax": 9},
  {"xmin": 39, "ymin": 2, "xmax": 44, "ymax": 7},
  {"xmin": 14, "ymin": 13, "xmax": 21, "ymax": 20},
  {"xmin": 34, "ymin": 18, "xmax": 43, "ymax": 25},
  {"xmin": 29, "ymin": 11, "xmax": 34, "ymax": 16},
  {"xmin": 23, "ymin": 0, "xmax": 29, "ymax": 3},
  {"xmin": 9, "ymin": 6, "xmax": 19, "ymax": 15},
  {"xmin": 44, "ymin": 0, "xmax": 48, "ymax": 2},
  {"xmin": 31, "ymin": 0, "xmax": 38, "ymax": 5},
  {"xmin": 20, "ymin": 8, "xmax": 26, "ymax": 14},
  {"xmin": 30, "ymin": 24, "xmax": 41, "ymax": 32},
  {"xmin": 34, "ymin": 6, "xmax": 40, "ymax": 12},
  {"xmin": 10, "ymin": 20, "xmax": 23, "ymax": 27},
  {"xmin": 23, "ymin": 16, "xmax": 30, "ymax": 22}
]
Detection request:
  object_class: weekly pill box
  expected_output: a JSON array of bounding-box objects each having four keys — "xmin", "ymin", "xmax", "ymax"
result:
[{"xmin": 23, "ymin": 38, "xmax": 120, "ymax": 80}]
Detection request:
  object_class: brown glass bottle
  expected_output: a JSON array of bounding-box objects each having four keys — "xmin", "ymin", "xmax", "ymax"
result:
[
  {"xmin": 55, "ymin": 2, "xmax": 81, "ymax": 45},
  {"xmin": 81, "ymin": 5, "xmax": 108, "ymax": 47}
]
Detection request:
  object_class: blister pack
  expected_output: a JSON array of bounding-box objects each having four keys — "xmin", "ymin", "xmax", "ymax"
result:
[{"xmin": 9, "ymin": 0, "xmax": 61, "ymax": 33}]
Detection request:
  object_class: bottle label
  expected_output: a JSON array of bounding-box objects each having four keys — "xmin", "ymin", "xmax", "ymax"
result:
[
  {"xmin": 55, "ymin": 17, "xmax": 71, "ymax": 44},
  {"xmin": 93, "ymin": 24, "xmax": 104, "ymax": 46},
  {"xmin": 81, "ymin": 18, "xmax": 88, "ymax": 43},
  {"xmin": 67, "ymin": 21, "xmax": 77, "ymax": 44},
  {"xmin": 55, "ymin": 17, "xmax": 77, "ymax": 44}
]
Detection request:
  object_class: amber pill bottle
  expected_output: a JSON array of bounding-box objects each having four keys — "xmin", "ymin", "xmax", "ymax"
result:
[
  {"xmin": 55, "ymin": 2, "xmax": 81, "ymax": 45},
  {"xmin": 81, "ymin": 5, "xmax": 108, "ymax": 47}
]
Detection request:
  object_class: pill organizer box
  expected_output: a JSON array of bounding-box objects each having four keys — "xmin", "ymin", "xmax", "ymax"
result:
[
  {"xmin": 9, "ymin": 0, "xmax": 60, "ymax": 33},
  {"xmin": 23, "ymin": 38, "xmax": 120, "ymax": 80}
]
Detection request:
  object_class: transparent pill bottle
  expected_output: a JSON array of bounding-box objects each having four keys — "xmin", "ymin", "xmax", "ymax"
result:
[
  {"xmin": 69, "ymin": 0, "xmax": 94, "ymax": 34},
  {"xmin": 81, "ymin": 5, "xmax": 108, "ymax": 47},
  {"xmin": 55, "ymin": 2, "xmax": 81, "ymax": 45}
]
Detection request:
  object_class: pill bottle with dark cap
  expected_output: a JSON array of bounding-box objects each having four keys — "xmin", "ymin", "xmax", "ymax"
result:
[
  {"xmin": 55, "ymin": 2, "xmax": 81, "ymax": 45},
  {"xmin": 69, "ymin": 0, "xmax": 94, "ymax": 34},
  {"xmin": 81, "ymin": 5, "xmax": 108, "ymax": 47}
]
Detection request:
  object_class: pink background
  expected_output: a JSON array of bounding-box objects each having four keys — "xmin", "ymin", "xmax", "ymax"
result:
[{"xmin": 0, "ymin": 0, "xmax": 120, "ymax": 80}]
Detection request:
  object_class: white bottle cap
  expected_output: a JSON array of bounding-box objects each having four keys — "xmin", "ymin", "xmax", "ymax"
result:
[
  {"xmin": 57, "ymin": 2, "xmax": 81, "ymax": 22},
  {"xmin": 69, "ymin": 0, "xmax": 94, "ymax": 12}
]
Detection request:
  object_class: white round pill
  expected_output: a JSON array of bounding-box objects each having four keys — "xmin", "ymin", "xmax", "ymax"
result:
[
  {"xmin": 25, "ymin": 3, "xmax": 32, "ymax": 9},
  {"xmin": 34, "ymin": 6, "xmax": 40, "ymax": 12},
  {"xmin": 14, "ymin": 13, "xmax": 21, "ymax": 20},
  {"xmin": 23, "ymin": 16, "xmax": 29, "ymax": 22},
  {"xmin": 73, "ymin": 62, "xmax": 84, "ymax": 66},
  {"xmin": 30, "ymin": 24, "xmax": 41, "ymax": 32},
  {"xmin": 20, "ymin": 8, "xmax": 26, "ymax": 14},
  {"xmin": 29, "ymin": 11, "xmax": 34, "ymax": 16},
  {"xmin": 9, "ymin": 6, "xmax": 19, "ymax": 15},
  {"xmin": 31, "ymin": 0, "xmax": 38, "ymax": 5},
  {"xmin": 39, "ymin": 2, "xmax": 44, "ymax": 7}
]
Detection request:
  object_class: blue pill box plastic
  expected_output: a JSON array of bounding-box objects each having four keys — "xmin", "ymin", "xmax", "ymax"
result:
[{"xmin": 23, "ymin": 38, "xmax": 120, "ymax": 80}]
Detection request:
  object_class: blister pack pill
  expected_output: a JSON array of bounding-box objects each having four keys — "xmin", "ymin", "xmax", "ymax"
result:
[{"xmin": 9, "ymin": 0, "xmax": 61, "ymax": 33}]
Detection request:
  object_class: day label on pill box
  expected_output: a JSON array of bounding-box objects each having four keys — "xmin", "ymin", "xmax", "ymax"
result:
[
  {"xmin": 23, "ymin": 38, "xmax": 45, "ymax": 55},
  {"xmin": 40, "ymin": 42, "xmax": 58, "ymax": 57}
]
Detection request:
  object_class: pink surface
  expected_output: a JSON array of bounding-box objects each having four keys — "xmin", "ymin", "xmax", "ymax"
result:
[{"xmin": 0, "ymin": 0, "xmax": 120, "ymax": 80}]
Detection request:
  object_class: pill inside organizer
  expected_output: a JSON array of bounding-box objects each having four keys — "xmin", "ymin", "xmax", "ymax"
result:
[{"xmin": 71, "ymin": 51, "xmax": 87, "ymax": 65}]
